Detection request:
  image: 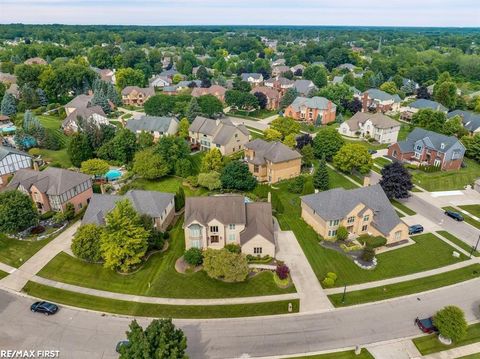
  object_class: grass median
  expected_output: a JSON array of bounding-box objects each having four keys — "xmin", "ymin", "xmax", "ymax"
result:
[
  {"xmin": 0, "ymin": 270, "xmax": 8, "ymax": 280},
  {"xmin": 436, "ymin": 231, "xmax": 480, "ymax": 257},
  {"xmin": 328, "ymin": 264, "xmax": 480, "ymax": 307},
  {"xmin": 413, "ymin": 322, "xmax": 480, "ymax": 355},
  {"xmin": 23, "ymin": 281, "xmax": 299, "ymax": 319},
  {"xmin": 286, "ymin": 349, "xmax": 374, "ymax": 359},
  {"xmin": 391, "ymin": 199, "xmax": 416, "ymax": 215}
]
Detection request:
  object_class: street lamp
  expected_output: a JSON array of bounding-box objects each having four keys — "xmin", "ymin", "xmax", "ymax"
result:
[{"xmin": 470, "ymin": 235, "xmax": 480, "ymax": 259}]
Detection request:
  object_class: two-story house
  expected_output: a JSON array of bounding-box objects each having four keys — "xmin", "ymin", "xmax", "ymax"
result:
[
  {"xmin": 400, "ymin": 99, "xmax": 447, "ymax": 121},
  {"xmin": 339, "ymin": 112, "xmax": 401, "ymax": 144},
  {"xmin": 82, "ymin": 190, "xmax": 175, "ymax": 231},
  {"xmin": 184, "ymin": 196, "xmax": 275, "ymax": 257},
  {"xmin": 264, "ymin": 77, "xmax": 294, "ymax": 95},
  {"xmin": 121, "ymin": 86, "xmax": 155, "ymax": 106},
  {"xmin": 64, "ymin": 94, "xmax": 93, "ymax": 116},
  {"xmin": 388, "ymin": 128, "xmax": 466, "ymax": 171},
  {"xmin": 62, "ymin": 105, "xmax": 109, "ymax": 134},
  {"xmin": 447, "ymin": 110, "xmax": 480, "ymax": 135},
  {"xmin": 355, "ymin": 89, "xmax": 401, "ymax": 113},
  {"xmin": 284, "ymin": 96, "xmax": 337, "ymax": 125},
  {"xmin": 189, "ymin": 116, "xmax": 250, "ymax": 155},
  {"xmin": 240, "ymin": 73, "xmax": 264, "ymax": 86},
  {"xmin": 250, "ymin": 86, "xmax": 281, "ymax": 110},
  {"xmin": 293, "ymin": 80, "xmax": 317, "ymax": 96},
  {"xmin": 7, "ymin": 167, "xmax": 93, "ymax": 213},
  {"xmin": 0, "ymin": 146, "xmax": 32, "ymax": 188},
  {"xmin": 271, "ymin": 65, "xmax": 291, "ymax": 77},
  {"xmin": 191, "ymin": 85, "xmax": 227, "ymax": 102},
  {"xmin": 301, "ymin": 185, "xmax": 408, "ymax": 244},
  {"xmin": 126, "ymin": 116, "xmax": 179, "ymax": 141},
  {"xmin": 244, "ymin": 139, "xmax": 302, "ymax": 184}
]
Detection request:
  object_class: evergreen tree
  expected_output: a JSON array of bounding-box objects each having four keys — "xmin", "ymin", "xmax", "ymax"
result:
[
  {"xmin": 92, "ymin": 90, "xmax": 111, "ymax": 114},
  {"xmin": 36, "ymin": 88, "xmax": 48, "ymax": 106},
  {"xmin": 313, "ymin": 156, "xmax": 329, "ymax": 191},
  {"xmin": 186, "ymin": 97, "xmax": 201, "ymax": 123},
  {"xmin": 175, "ymin": 187, "xmax": 185, "ymax": 212},
  {"xmin": 1, "ymin": 92, "xmax": 16, "ymax": 116},
  {"xmin": 68, "ymin": 133, "xmax": 93, "ymax": 167},
  {"xmin": 106, "ymin": 82, "xmax": 121, "ymax": 106}
]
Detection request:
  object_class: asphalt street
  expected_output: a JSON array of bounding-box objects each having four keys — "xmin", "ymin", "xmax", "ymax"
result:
[{"xmin": 1, "ymin": 277, "xmax": 480, "ymax": 359}]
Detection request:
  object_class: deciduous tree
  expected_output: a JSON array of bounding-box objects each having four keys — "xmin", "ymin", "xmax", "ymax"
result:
[
  {"xmin": 178, "ymin": 117, "xmax": 190, "ymax": 138},
  {"xmin": 201, "ymin": 148, "xmax": 223, "ymax": 173},
  {"xmin": 133, "ymin": 148, "xmax": 169, "ymax": 180},
  {"xmin": 220, "ymin": 161, "xmax": 257, "ymax": 191},
  {"xmin": 80, "ymin": 158, "xmax": 110, "ymax": 176},
  {"xmin": 68, "ymin": 133, "xmax": 93, "ymax": 167},
  {"xmin": 333, "ymin": 143, "xmax": 373, "ymax": 175},
  {"xmin": 115, "ymin": 67, "xmax": 146, "ymax": 89},
  {"xmin": 71, "ymin": 224, "xmax": 103, "ymax": 262},
  {"xmin": 379, "ymin": 161, "xmax": 413, "ymax": 199},
  {"xmin": 434, "ymin": 306, "xmax": 468, "ymax": 342},
  {"xmin": 0, "ymin": 190, "xmax": 38, "ymax": 233},
  {"xmin": 312, "ymin": 127, "xmax": 345, "ymax": 161},
  {"xmin": 197, "ymin": 171, "xmax": 222, "ymax": 190}
]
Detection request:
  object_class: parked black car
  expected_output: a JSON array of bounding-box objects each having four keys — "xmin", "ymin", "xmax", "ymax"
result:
[
  {"xmin": 408, "ymin": 224, "xmax": 424, "ymax": 235},
  {"xmin": 30, "ymin": 301, "xmax": 58, "ymax": 315},
  {"xmin": 445, "ymin": 210, "xmax": 464, "ymax": 221}
]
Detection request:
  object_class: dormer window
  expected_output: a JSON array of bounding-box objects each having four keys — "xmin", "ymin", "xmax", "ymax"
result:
[{"xmin": 440, "ymin": 143, "xmax": 445, "ymax": 150}]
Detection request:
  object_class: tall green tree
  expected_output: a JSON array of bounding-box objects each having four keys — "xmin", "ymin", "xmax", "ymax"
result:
[
  {"xmin": 280, "ymin": 88, "xmax": 298, "ymax": 108},
  {"xmin": 119, "ymin": 319, "xmax": 187, "ymax": 359},
  {"xmin": 300, "ymin": 144, "xmax": 315, "ymax": 167},
  {"xmin": 333, "ymin": 143, "xmax": 373, "ymax": 175},
  {"xmin": 100, "ymin": 199, "xmax": 149, "ymax": 272},
  {"xmin": 154, "ymin": 136, "xmax": 190, "ymax": 173},
  {"xmin": 379, "ymin": 161, "xmax": 413, "ymax": 199},
  {"xmin": 434, "ymin": 81, "xmax": 457, "ymax": 109},
  {"xmin": 203, "ymin": 248, "xmax": 249, "ymax": 282},
  {"xmin": 186, "ymin": 97, "xmax": 201, "ymax": 123},
  {"xmin": 178, "ymin": 117, "xmax": 190, "ymax": 138},
  {"xmin": 270, "ymin": 117, "xmax": 300, "ymax": 139},
  {"xmin": 312, "ymin": 127, "xmax": 345, "ymax": 161},
  {"xmin": 313, "ymin": 156, "xmax": 329, "ymax": 191},
  {"xmin": 80, "ymin": 158, "xmax": 110, "ymax": 176},
  {"xmin": 71, "ymin": 224, "xmax": 103, "ymax": 262},
  {"xmin": 115, "ymin": 67, "xmax": 146, "ymax": 89},
  {"xmin": 201, "ymin": 148, "xmax": 223, "ymax": 172},
  {"xmin": 198, "ymin": 94, "xmax": 223, "ymax": 117},
  {"xmin": 1, "ymin": 92, "xmax": 17, "ymax": 116},
  {"xmin": 411, "ymin": 109, "xmax": 446, "ymax": 133},
  {"xmin": 132, "ymin": 148, "xmax": 169, "ymax": 180},
  {"xmin": 68, "ymin": 133, "xmax": 93, "ymax": 167},
  {"xmin": 97, "ymin": 128, "xmax": 138, "ymax": 164},
  {"xmin": 0, "ymin": 190, "xmax": 38, "ymax": 233},
  {"xmin": 220, "ymin": 161, "xmax": 257, "ymax": 191}
]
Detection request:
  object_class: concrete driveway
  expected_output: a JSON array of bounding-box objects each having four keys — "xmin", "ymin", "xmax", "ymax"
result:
[{"xmin": 275, "ymin": 226, "xmax": 333, "ymax": 312}]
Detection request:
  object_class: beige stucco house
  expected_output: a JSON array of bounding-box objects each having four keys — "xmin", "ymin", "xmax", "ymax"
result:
[
  {"xmin": 244, "ymin": 139, "xmax": 302, "ymax": 184},
  {"xmin": 300, "ymin": 185, "xmax": 409, "ymax": 244},
  {"xmin": 184, "ymin": 196, "xmax": 275, "ymax": 257},
  {"xmin": 339, "ymin": 112, "xmax": 400, "ymax": 144},
  {"xmin": 126, "ymin": 116, "xmax": 179, "ymax": 141},
  {"xmin": 189, "ymin": 116, "xmax": 250, "ymax": 155},
  {"xmin": 121, "ymin": 86, "xmax": 155, "ymax": 106}
]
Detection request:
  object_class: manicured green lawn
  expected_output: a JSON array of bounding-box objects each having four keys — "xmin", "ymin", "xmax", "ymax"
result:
[
  {"xmin": 230, "ymin": 109, "xmax": 277, "ymax": 120},
  {"xmin": 398, "ymin": 123, "xmax": 412, "ymax": 141},
  {"xmin": 413, "ymin": 322, "xmax": 480, "ymax": 355},
  {"xmin": 437, "ymin": 231, "xmax": 480, "ymax": 257},
  {"xmin": 245, "ymin": 126, "xmax": 265, "ymax": 139},
  {"xmin": 38, "ymin": 220, "xmax": 295, "ymax": 298},
  {"xmin": 459, "ymin": 205, "xmax": 480, "ymax": 218},
  {"xmin": 328, "ymin": 264, "xmax": 480, "ymax": 307},
  {"xmin": 374, "ymin": 157, "xmax": 392, "ymax": 167},
  {"xmin": 0, "ymin": 233, "xmax": 56, "ymax": 268},
  {"xmin": 275, "ymin": 188, "xmax": 467, "ymax": 287},
  {"xmin": 342, "ymin": 138, "xmax": 389, "ymax": 150},
  {"xmin": 285, "ymin": 349, "xmax": 374, "ymax": 359},
  {"xmin": 38, "ymin": 115, "xmax": 69, "ymax": 148},
  {"xmin": 391, "ymin": 199, "xmax": 416, "ymax": 215},
  {"xmin": 0, "ymin": 270, "xmax": 8, "ymax": 279},
  {"xmin": 442, "ymin": 206, "xmax": 480, "ymax": 230},
  {"xmin": 23, "ymin": 281, "xmax": 299, "ymax": 319},
  {"xmin": 412, "ymin": 159, "xmax": 480, "ymax": 191},
  {"xmin": 130, "ymin": 176, "xmax": 208, "ymax": 197},
  {"xmin": 326, "ymin": 167, "xmax": 361, "ymax": 189},
  {"xmin": 457, "ymin": 354, "xmax": 480, "ymax": 359},
  {"xmin": 33, "ymin": 148, "xmax": 72, "ymax": 168}
]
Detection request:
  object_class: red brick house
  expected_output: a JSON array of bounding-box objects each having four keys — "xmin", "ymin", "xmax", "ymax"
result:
[
  {"xmin": 355, "ymin": 89, "xmax": 401, "ymax": 113},
  {"xmin": 388, "ymin": 128, "xmax": 466, "ymax": 171},
  {"xmin": 250, "ymin": 86, "xmax": 281, "ymax": 110},
  {"xmin": 284, "ymin": 96, "xmax": 337, "ymax": 125}
]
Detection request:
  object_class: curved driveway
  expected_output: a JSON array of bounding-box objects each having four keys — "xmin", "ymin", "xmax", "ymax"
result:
[{"xmin": 1, "ymin": 278, "xmax": 480, "ymax": 359}]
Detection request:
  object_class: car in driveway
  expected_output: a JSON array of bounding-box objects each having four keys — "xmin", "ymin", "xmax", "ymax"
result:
[
  {"xmin": 445, "ymin": 210, "xmax": 464, "ymax": 221},
  {"xmin": 415, "ymin": 317, "xmax": 438, "ymax": 333},
  {"xmin": 30, "ymin": 301, "xmax": 58, "ymax": 315},
  {"xmin": 116, "ymin": 340, "xmax": 130, "ymax": 353},
  {"xmin": 408, "ymin": 224, "xmax": 424, "ymax": 235}
]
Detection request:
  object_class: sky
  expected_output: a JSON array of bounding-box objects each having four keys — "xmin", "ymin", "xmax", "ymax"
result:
[{"xmin": 1, "ymin": 0, "xmax": 479, "ymax": 27}]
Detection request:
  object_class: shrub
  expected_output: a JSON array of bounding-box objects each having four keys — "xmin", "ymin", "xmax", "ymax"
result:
[
  {"xmin": 287, "ymin": 176, "xmax": 305, "ymax": 194},
  {"xmin": 203, "ymin": 248, "xmax": 249, "ymax": 282},
  {"xmin": 225, "ymin": 244, "xmax": 241, "ymax": 253},
  {"xmin": 361, "ymin": 247, "xmax": 376, "ymax": 262},
  {"xmin": 276, "ymin": 264, "xmax": 290, "ymax": 280},
  {"xmin": 63, "ymin": 203, "xmax": 75, "ymax": 220},
  {"xmin": 322, "ymin": 277, "xmax": 335, "ymax": 288},
  {"xmin": 336, "ymin": 226, "xmax": 349, "ymax": 241},
  {"xmin": 358, "ymin": 235, "xmax": 387, "ymax": 248},
  {"xmin": 340, "ymin": 243, "xmax": 363, "ymax": 252},
  {"xmin": 148, "ymin": 231, "xmax": 165, "ymax": 251},
  {"xmin": 326, "ymin": 272, "xmax": 337, "ymax": 281},
  {"xmin": 186, "ymin": 176, "xmax": 198, "ymax": 187},
  {"xmin": 30, "ymin": 225, "xmax": 45, "ymax": 235},
  {"xmin": 184, "ymin": 248, "xmax": 203, "ymax": 266},
  {"xmin": 434, "ymin": 306, "xmax": 468, "ymax": 342},
  {"xmin": 39, "ymin": 211, "xmax": 55, "ymax": 220}
]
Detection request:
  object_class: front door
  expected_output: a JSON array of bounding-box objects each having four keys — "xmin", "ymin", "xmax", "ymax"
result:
[{"xmin": 191, "ymin": 239, "xmax": 201, "ymax": 249}]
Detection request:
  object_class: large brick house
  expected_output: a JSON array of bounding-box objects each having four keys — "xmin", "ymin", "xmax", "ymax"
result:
[
  {"xmin": 301, "ymin": 185, "xmax": 408, "ymax": 244},
  {"xmin": 355, "ymin": 89, "xmax": 401, "ymax": 113},
  {"xmin": 184, "ymin": 196, "xmax": 275, "ymax": 257},
  {"xmin": 189, "ymin": 116, "xmax": 250, "ymax": 155},
  {"xmin": 82, "ymin": 190, "xmax": 175, "ymax": 232},
  {"xmin": 264, "ymin": 77, "xmax": 294, "ymax": 95},
  {"xmin": 121, "ymin": 86, "xmax": 155, "ymax": 106},
  {"xmin": 191, "ymin": 85, "xmax": 227, "ymax": 102},
  {"xmin": 7, "ymin": 167, "xmax": 93, "ymax": 213},
  {"xmin": 388, "ymin": 128, "xmax": 466, "ymax": 171},
  {"xmin": 250, "ymin": 86, "xmax": 281, "ymax": 110},
  {"xmin": 339, "ymin": 112, "xmax": 400, "ymax": 144},
  {"xmin": 244, "ymin": 139, "xmax": 302, "ymax": 184},
  {"xmin": 284, "ymin": 96, "xmax": 337, "ymax": 125}
]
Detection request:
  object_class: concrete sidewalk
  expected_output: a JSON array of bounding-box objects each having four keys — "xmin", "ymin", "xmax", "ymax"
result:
[
  {"xmin": 0, "ymin": 222, "xmax": 80, "ymax": 292},
  {"xmin": 0, "ymin": 261, "xmax": 16, "ymax": 274},
  {"xmin": 422, "ymin": 342, "xmax": 480, "ymax": 358},
  {"xmin": 324, "ymin": 258, "xmax": 479, "ymax": 295},
  {"xmin": 275, "ymin": 225, "xmax": 333, "ymax": 312}
]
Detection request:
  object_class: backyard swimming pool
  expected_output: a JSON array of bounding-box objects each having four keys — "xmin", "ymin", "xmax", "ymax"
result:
[{"xmin": 105, "ymin": 169, "xmax": 122, "ymax": 181}]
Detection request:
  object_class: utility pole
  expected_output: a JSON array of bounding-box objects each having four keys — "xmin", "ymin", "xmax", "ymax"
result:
[{"xmin": 470, "ymin": 235, "xmax": 480, "ymax": 258}]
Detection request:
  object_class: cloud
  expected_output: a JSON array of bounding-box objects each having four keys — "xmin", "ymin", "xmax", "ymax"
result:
[{"xmin": 1, "ymin": 1, "xmax": 479, "ymax": 26}]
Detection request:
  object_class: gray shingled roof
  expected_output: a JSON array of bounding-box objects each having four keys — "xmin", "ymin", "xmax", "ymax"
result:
[
  {"xmin": 301, "ymin": 184, "xmax": 402, "ymax": 236},
  {"xmin": 8, "ymin": 168, "xmax": 91, "ymax": 196},
  {"xmin": 365, "ymin": 89, "xmax": 401, "ymax": 103},
  {"xmin": 0, "ymin": 145, "xmax": 31, "ymax": 161},
  {"xmin": 240, "ymin": 202, "xmax": 274, "ymax": 245},
  {"xmin": 126, "ymin": 116, "xmax": 178, "ymax": 133},
  {"xmin": 185, "ymin": 196, "xmax": 247, "ymax": 226},
  {"xmin": 332, "ymin": 76, "xmax": 344, "ymax": 84},
  {"xmin": 293, "ymin": 80, "xmax": 316, "ymax": 95},
  {"xmin": 448, "ymin": 110, "xmax": 480, "ymax": 132},
  {"xmin": 189, "ymin": 116, "xmax": 249, "ymax": 145},
  {"xmin": 396, "ymin": 127, "xmax": 462, "ymax": 153},
  {"xmin": 345, "ymin": 112, "xmax": 400, "ymax": 131},
  {"xmin": 244, "ymin": 139, "xmax": 301, "ymax": 164},
  {"xmin": 241, "ymin": 73, "xmax": 262, "ymax": 81},
  {"xmin": 62, "ymin": 105, "xmax": 106, "ymax": 129},
  {"xmin": 64, "ymin": 94, "xmax": 92, "ymax": 110},
  {"xmin": 82, "ymin": 190, "xmax": 174, "ymax": 226},
  {"xmin": 409, "ymin": 99, "xmax": 447, "ymax": 112},
  {"xmin": 289, "ymin": 96, "xmax": 336, "ymax": 112}
]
